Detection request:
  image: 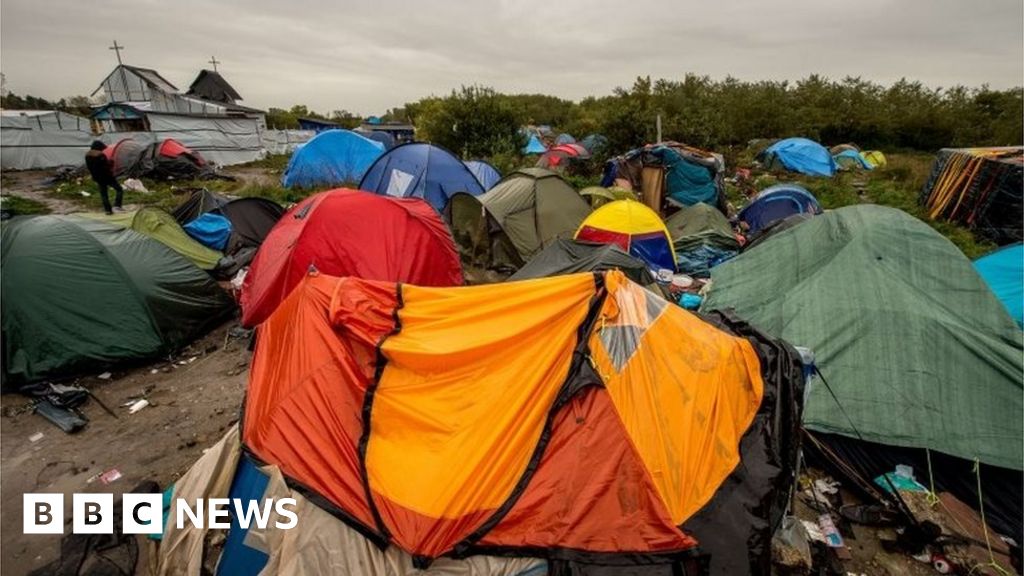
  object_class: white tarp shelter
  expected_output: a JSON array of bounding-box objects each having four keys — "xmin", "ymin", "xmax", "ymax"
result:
[{"xmin": 1, "ymin": 110, "xmax": 94, "ymax": 170}]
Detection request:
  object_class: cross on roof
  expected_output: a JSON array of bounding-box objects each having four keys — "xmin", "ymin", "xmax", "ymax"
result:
[
  {"xmin": 109, "ymin": 40, "xmax": 125, "ymax": 65},
  {"xmin": 208, "ymin": 56, "xmax": 220, "ymax": 73}
]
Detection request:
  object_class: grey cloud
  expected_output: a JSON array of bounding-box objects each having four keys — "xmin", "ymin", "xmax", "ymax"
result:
[{"xmin": 1, "ymin": 0, "xmax": 1020, "ymax": 115}]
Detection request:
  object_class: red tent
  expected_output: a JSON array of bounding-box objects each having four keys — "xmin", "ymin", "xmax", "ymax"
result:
[{"xmin": 240, "ymin": 188, "xmax": 463, "ymax": 326}]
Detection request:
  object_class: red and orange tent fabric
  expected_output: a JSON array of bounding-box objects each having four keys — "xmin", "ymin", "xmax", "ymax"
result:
[
  {"xmin": 242, "ymin": 270, "xmax": 804, "ymax": 571},
  {"xmin": 239, "ymin": 188, "xmax": 462, "ymax": 326}
]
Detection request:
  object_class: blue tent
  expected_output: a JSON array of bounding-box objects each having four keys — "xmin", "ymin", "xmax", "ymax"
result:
[
  {"xmin": 580, "ymin": 134, "xmax": 608, "ymax": 153},
  {"xmin": 759, "ymin": 138, "xmax": 837, "ymax": 177},
  {"xmin": 464, "ymin": 160, "xmax": 501, "ymax": 190},
  {"xmin": 281, "ymin": 129, "xmax": 385, "ymax": 189},
  {"xmin": 975, "ymin": 243, "xmax": 1024, "ymax": 328},
  {"xmin": 362, "ymin": 130, "xmax": 395, "ymax": 149},
  {"xmin": 833, "ymin": 149, "xmax": 873, "ymax": 170},
  {"xmin": 739, "ymin": 184, "xmax": 823, "ymax": 235},
  {"xmin": 359, "ymin": 142, "xmax": 484, "ymax": 212},
  {"xmin": 555, "ymin": 133, "xmax": 576, "ymax": 145},
  {"xmin": 523, "ymin": 134, "xmax": 546, "ymax": 154}
]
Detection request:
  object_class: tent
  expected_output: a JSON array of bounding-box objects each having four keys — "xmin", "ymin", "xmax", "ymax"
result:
[
  {"xmin": 579, "ymin": 134, "xmax": 608, "ymax": 154},
  {"xmin": 535, "ymin": 144, "xmax": 591, "ymax": 171},
  {"xmin": 281, "ymin": 129, "xmax": 385, "ymax": 188},
  {"xmin": 156, "ymin": 426, "xmax": 547, "ymax": 575},
  {"xmin": 444, "ymin": 193, "xmax": 524, "ymax": 273},
  {"xmin": 579, "ymin": 185, "xmax": 636, "ymax": 208},
  {"xmin": 2, "ymin": 215, "xmax": 234, "ymax": 386},
  {"xmin": 829, "ymin": 143, "xmax": 860, "ymax": 155},
  {"xmin": 509, "ymin": 238, "xmax": 655, "ymax": 286},
  {"xmin": 920, "ymin": 147, "xmax": 1023, "ymax": 245},
  {"xmin": 240, "ymin": 189, "xmax": 463, "ymax": 326},
  {"xmin": 738, "ymin": 183, "xmax": 822, "ymax": 235},
  {"xmin": 104, "ymin": 137, "xmax": 213, "ymax": 180},
  {"xmin": 242, "ymin": 270, "xmax": 804, "ymax": 573},
  {"xmin": 90, "ymin": 207, "xmax": 224, "ymax": 270},
  {"xmin": 861, "ymin": 150, "xmax": 887, "ymax": 168},
  {"xmin": 833, "ymin": 149, "xmax": 873, "ymax": 170},
  {"xmin": 463, "ymin": 160, "xmax": 501, "ymax": 190},
  {"xmin": 703, "ymin": 205, "xmax": 1023, "ymax": 539},
  {"xmin": 602, "ymin": 142, "xmax": 726, "ymax": 212},
  {"xmin": 575, "ymin": 200, "xmax": 676, "ymax": 272},
  {"xmin": 665, "ymin": 203, "xmax": 740, "ymax": 277},
  {"xmin": 171, "ymin": 190, "xmax": 285, "ymax": 254},
  {"xmin": 757, "ymin": 137, "xmax": 836, "ymax": 177},
  {"xmin": 475, "ymin": 167, "xmax": 592, "ymax": 261},
  {"xmin": 975, "ymin": 243, "xmax": 1024, "ymax": 328},
  {"xmin": 554, "ymin": 133, "xmax": 575, "ymax": 145},
  {"xmin": 171, "ymin": 189, "xmax": 228, "ymax": 223},
  {"xmin": 522, "ymin": 134, "xmax": 546, "ymax": 154},
  {"xmin": 361, "ymin": 129, "xmax": 396, "ymax": 149},
  {"xmin": 359, "ymin": 142, "xmax": 485, "ymax": 212}
]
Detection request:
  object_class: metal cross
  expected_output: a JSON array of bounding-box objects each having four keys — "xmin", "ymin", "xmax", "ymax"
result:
[
  {"xmin": 109, "ymin": 40, "xmax": 125, "ymax": 65},
  {"xmin": 209, "ymin": 56, "xmax": 220, "ymax": 72}
]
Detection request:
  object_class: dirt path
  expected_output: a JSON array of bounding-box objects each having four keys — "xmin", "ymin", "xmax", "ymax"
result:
[
  {"xmin": 0, "ymin": 322, "xmax": 250, "ymax": 575},
  {"xmin": 1, "ymin": 169, "xmax": 81, "ymax": 214}
]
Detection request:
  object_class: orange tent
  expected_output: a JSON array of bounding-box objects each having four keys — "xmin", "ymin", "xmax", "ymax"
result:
[{"xmin": 243, "ymin": 270, "xmax": 803, "ymax": 570}]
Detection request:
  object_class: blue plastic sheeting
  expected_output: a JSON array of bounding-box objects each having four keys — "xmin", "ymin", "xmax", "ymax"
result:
[
  {"xmin": 523, "ymin": 134, "xmax": 547, "ymax": 154},
  {"xmin": 739, "ymin": 184, "xmax": 823, "ymax": 235},
  {"xmin": 464, "ymin": 160, "xmax": 501, "ymax": 190},
  {"xmin": 555, "ymin": 133, "xmax": 576, "ymax": 145},
  {"xmin": 676, "ymin": 244, "xmax": 738, "ymax": 278},
  {"xmin": 359, "ymin": 143, "xmax": 485, "ymax": 212},
  {"xmin": 761, "ymin": 137, "xmax": 837, "ymax": 177},
  {"xmin": 183, "ymin": 213, "xmax": 232, "ymax": 251},
  {"xmin": 281, "ymin": 129, "xmax": 385, "ymax": 188},
  {"xmin": 833, "ymin": 149, "xmax": 873, "ymax": 170},
  {"xmin": 216, "ymin": 456, "xmax": 271, "ymax": 576},
  {"xmin": 975, "ymin": 243, "xmax": 1024, "ymax": 327}
]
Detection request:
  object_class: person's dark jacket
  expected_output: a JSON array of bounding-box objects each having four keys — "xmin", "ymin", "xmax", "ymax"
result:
[{"xmin": 85, "ymin": 149, "xmax": 116, "ymax": 184}]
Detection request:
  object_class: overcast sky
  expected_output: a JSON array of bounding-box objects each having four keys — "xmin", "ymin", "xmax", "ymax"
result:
[{"xmin": 2, "ymin": 0, "xmax": 1021, "ymax": 115}]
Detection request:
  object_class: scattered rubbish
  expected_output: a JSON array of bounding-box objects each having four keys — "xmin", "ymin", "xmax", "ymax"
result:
[
  {"xmin": 801, "ymin": 519, "xmax": 827, "ymax": 543},
  {"xmin": 98, "ymin": 468, "xmax": 122, "ymax": 485},
  {"xmin": 29, "ymin": 432, "xmax": 44, "ymax": 443},
  {"xmin": 839, "ymin": 503, "xmax": 898, "ymax": 526},
  {"xmin": 772, "ymin": 516, "xmax": 812, "ymax": 571},
  {"xmin": 98, "ymin": 372, "xmax": 112, "ymax": 380},
  {"xmin": 34, "ymin": 399, "xmax": 88, "ymax": 433},
  {"xmin": 127, "ymin": 399, "xmax": 150, "ymax": 414},
  {"xmin": 79, "ymin": 190, "xmax": 91, "ymax": 197},
  {"xmin": 874, "ymin": 465, "xmax": 927, "ymax": 493},
  {"xmin": 150, "ymin": 368, "xmax": 159, "ymax": 375},
  {"xmin": 188, "ymin": 356, "xmax": 197, "ymax": 363},
  {"xmin": 818, "ymin": 514, "xmax": 845, "ymax": 548},
  {"xmin": 123, "ymin": 178, "xmax": 149, "ymax": 193},
  {"xmin": 680, "ymin": 293, "xmax": 703, "ymax": 309}
]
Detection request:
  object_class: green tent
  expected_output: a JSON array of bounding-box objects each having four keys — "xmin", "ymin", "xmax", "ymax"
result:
[
  {"xmin": 478, "ymin": 168, "xmax": 592, "ymax": 261},
  {"xmin": 579, "ymin": 186, "xmax": 636, "ymax": 208},
  {"xmin": 509, "ymin": 238, "xmax": 656, "ymax": 286},
  {"xmin": 85, "ymin": 207, "xmax": 224, "ymax": 270},
  {"xmin": 703, "ymin": 205, "xmax": 1023, "ymax": 470},
  {"xmin": 2, "ymin": 215, "xmax": 235, "ymax": 385},
  {"xmin": 664, "ymin": 202, "xmax": 739, "ymax": 251}
]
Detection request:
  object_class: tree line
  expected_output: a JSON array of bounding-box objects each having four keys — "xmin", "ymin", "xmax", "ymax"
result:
[{"xmin": 385, "ymin": 75, "xmax": 1023, "ymax": 160}]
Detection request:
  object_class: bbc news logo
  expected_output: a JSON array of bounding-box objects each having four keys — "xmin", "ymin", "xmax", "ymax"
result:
[{"xmin": 24, "ymin": 493, "xmax": 298, "ymax": 534}]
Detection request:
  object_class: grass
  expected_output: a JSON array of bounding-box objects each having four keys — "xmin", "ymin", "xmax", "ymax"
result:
[{"xmin": 0, "ymin": 194, "xmax": 51, "ymax": 216}]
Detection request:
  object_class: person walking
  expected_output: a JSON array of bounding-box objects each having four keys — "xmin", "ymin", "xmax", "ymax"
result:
[{"xmin": 84, "ymin": 140, "xmax": 124, "ymax": 215}]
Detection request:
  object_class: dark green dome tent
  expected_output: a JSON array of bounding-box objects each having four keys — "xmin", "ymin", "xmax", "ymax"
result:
[
  {"xmin": 703, "ymin": 204, "xmax": 1023, "ymax": 538},
  {"xmin": 2, "ymin": 215, "xmax": 235, "ymax": 387}
]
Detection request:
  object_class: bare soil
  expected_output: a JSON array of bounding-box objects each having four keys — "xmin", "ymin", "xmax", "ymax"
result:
[{"xmin": 0, "ymin": 323, "xmax": 250, "ymax": 575}]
